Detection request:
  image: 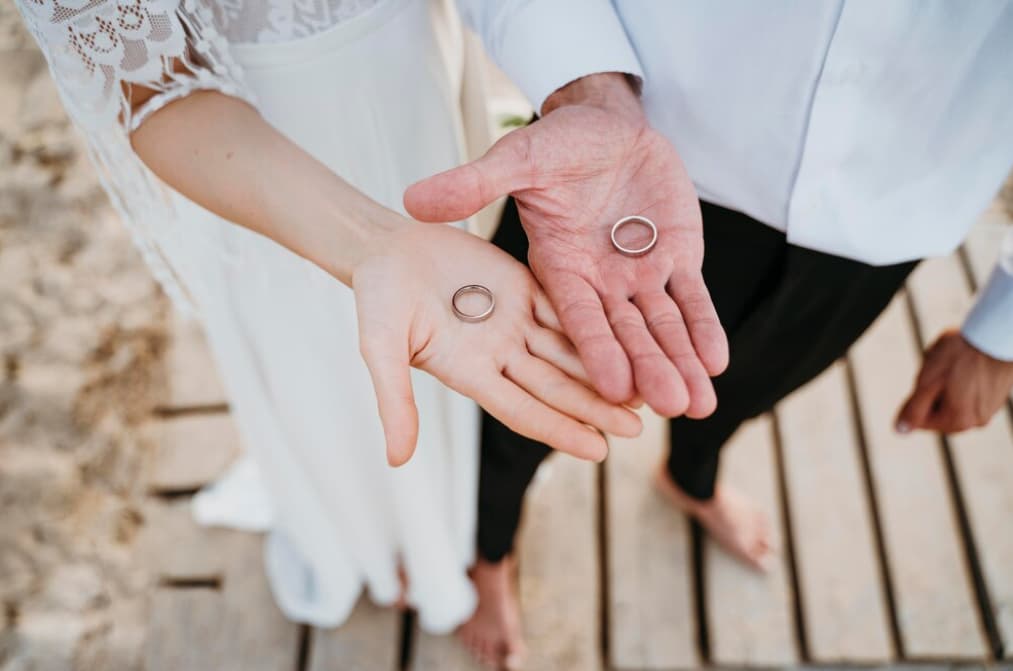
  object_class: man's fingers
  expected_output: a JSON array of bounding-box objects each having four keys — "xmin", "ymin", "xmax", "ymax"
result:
[
  {"xmin": 546, "ymin": 274, "xmax": 634, "ymax": 404},
  {"xmin": 669, "ymin": 274, "xmax": 729, "ymax": 376},
  {"xmin": 481, "ymin": 374, "xmax": 610, "ymax": 462},
  {"xmin": 359, "ymin": 326, "xmax": 419, "ymax": 467},
  {"xmin": 525, "ymin": 325, "xmax": 589, "ymax": 386},
  {"xmin": 896, "ymin": 377, "xmax": 944, "ymax": 434},
  {"xmin": 504, "ymin": 352, "xmax": 642, "ymax": 438},
  {"xmin": 633, "ymin": 290, "xmax": 717, "ymax": 418},
  {"xmin": 404, "ymin": 130, "xmax": 534, "ymax": 223},
  {"xmin": 604, "ymin": 295, "xmax": 690, "ymax": 417}
]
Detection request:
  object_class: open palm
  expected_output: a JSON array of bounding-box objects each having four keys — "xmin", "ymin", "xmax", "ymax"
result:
[
  {"xmin": 405, "ymin": 104, "xmax": 727, "ymax": 417},
  {"xmin": 353, "ymin": 222, "xmax": 641, "ymax": 466}
]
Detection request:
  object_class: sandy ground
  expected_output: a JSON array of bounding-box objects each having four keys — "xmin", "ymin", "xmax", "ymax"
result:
[{"xmin": 0, "ymin": 5, "xmax": 167, "ymax": 669}]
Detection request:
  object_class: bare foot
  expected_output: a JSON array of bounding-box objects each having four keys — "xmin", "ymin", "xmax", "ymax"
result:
[
  {"xmin": 654, "ymin": 465, "xmax": 774, "ymax": 572},
  {"xmin": 457, "ymin": 556, "xmax": 526, "ymax": 670}
]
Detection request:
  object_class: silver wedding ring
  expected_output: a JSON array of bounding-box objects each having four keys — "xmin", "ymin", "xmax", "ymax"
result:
[
  {"xmin": 452, "ymin": 284, "xmax": 495, "ymax": 323},
  {"xmin": 610, "ymin": 215, "xmax": 658, "ymax": 256}
]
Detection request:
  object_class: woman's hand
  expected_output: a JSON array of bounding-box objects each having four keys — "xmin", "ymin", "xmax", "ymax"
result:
[{"xmin": 353, "ymin": 221, "xmax": 643, "ymax": 466}]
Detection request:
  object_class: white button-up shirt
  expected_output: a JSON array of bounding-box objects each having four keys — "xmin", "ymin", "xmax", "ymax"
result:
[{"xmin": 459, "ymin": 0, "xmax": 1013, "ymax": 360}]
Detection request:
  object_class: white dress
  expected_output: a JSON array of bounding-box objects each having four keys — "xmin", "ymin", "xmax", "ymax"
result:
[{"xmin": 15, "ymin": 0, "xmax": 483, "ymax": 633}]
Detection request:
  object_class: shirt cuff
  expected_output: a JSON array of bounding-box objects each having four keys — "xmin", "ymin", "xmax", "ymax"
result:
[
  {"xmin": 490, "ymin": 0, "xmax": 644, "ymax": 111},
  {"xmin": 962, "ymin": 261, "xmax": 1013, "ymax": 362}
]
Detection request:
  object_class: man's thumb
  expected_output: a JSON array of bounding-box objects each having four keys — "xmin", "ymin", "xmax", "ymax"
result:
[{"xmin": 404, "ymin": 133, "xmax": 532, "ymax": 223}]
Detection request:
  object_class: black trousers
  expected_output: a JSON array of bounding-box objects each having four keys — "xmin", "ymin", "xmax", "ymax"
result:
[{"xmin": 477, "ymin": 198, "xmax": 918, "ymax": 563}]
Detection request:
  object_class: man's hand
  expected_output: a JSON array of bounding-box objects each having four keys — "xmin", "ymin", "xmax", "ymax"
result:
[
  {"xmin": 404, "ymin": 74, "xmax": 727, "ymax": 417},
  {"xmin": 897, "ymin": 329, "xmax": 1013, "ymax": 434}
]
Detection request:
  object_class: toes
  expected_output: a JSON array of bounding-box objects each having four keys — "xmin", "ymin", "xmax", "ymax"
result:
[
  {"xmin": 505, "ymin": 652, "xmax": 525, "ymax": 670},
  {"xmin": 504, "ymin": 640, "xmax": 527, "ymax": 670},
  {"xmin": 479, "ymin": 641, "xmax": 499, "ymax": 669},
  {"xmin": 458, "ymin": 631, "xmax": 481, "ymax": 665}
]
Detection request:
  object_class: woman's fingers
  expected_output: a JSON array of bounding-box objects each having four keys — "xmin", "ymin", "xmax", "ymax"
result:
[
  {"xmin": 358, "ymin": 322, "xmax": 419, "ymax": 467},
  {"xmin": 633, "ymin": 290, "xmax": 717, "ymax": 418},
  {"xmin": 505, "ymin": 352, "xmax": 642, "ymax": 438},
  {"xmin": 480, "ymin": 374, "xmax": 610, "ymax": 462},
  {"xmin": 525, "ymin": 325, "xmax": 590, "ymax": 386}
]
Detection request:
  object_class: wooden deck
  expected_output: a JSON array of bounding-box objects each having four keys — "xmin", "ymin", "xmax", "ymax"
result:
[{"xmin": 140, "ymin": 213, "xmax": 1013, "ymax": 671}]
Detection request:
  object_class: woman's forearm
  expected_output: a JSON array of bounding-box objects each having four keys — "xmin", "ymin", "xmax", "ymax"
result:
[{"xmin": 130, "ymin": 91, "xmax": 402, "ymax": 285}]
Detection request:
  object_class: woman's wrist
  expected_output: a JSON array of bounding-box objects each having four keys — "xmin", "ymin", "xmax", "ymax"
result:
[{"xmin": 285, "ymin": 182, "xmax": 409, "ymax": 286}]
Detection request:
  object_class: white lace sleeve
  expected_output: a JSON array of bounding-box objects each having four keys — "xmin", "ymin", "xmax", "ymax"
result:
[
  {"xmin": 15, "ymin": 0, "xmax": 253, "ymax": 131},
  {"xmin": 13, "ymin": 0, "xmax": 256, "ymax": 313}
]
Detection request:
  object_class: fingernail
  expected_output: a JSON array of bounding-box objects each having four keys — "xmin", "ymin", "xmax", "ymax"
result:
[{"xmin": 896, "ymin": 421, "xmax": 911, "ymax": 434}]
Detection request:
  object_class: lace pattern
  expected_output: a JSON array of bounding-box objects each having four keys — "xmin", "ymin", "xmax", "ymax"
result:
[
  {"xmin": 14, "ymin": 0, "xmax": 384, "ymax": 312},
  {"xmin": 18, "ymin": 0, "xmax": 248, "ymax": 131},
  {"xmin": 213, "ymin": 0, "xmax": 382, "ymax": 44}
]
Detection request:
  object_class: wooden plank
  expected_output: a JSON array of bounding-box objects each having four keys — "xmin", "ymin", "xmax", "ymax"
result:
[
  {"xmin": 216, "ymin": 531, "xmax": 302, "ymax": 670},
  {"xmin": 145, "ymin": 588, "xmax": 226, "ymax": 671},
  {"xmin": 517, "ymin": 453, "xmax": 601, "ymax": 671},
  {"xmin": 143, "ymin": 506, "xmax": 300, "ymax": 670},
  {"xmin": 908, "ymin": 254, "xmax": 1013, "ymax": 657},
  {"xmin": 705, "ymin": 415, "xmax": 798, "ymax": 667},
  {"xmin": 141, "ymin": 527, "xmax": 298, "ymax": 668},
  {"xmin": 605, "ymin": 407, "xmax": 698, "ymax": 669},
  {"xmin": 138, "ymin": 499, "xmax": 228, "ymax": 581},
  {"xmin": 160, "ymin": 315, "xmax": 228, "ymax": 410},
  {"xmin": 411, "ymin": 631, "xmax": 484, "ymax": 671},
  {"xmin": 146, "ymin": 413, "xmax": 241, "ymax": 493},
  {"xmin": 776, "ymin": 362, "xmax": 893, "ymax": 663},
  {"xmin": 308, "ymin": 598, "xmax": 400, "ymax": 671},
  {"xmin": 850, "ymin": 294, "xmax": 986, "ymax": 659}
]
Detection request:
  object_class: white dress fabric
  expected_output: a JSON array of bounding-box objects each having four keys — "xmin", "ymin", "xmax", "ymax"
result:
[{"xmin": 16, "ymin": 0, "xmax": 481, "ymax": 633}]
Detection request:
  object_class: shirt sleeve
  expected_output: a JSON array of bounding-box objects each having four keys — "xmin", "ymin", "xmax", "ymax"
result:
[
  {"xmin": 962, "ymin": 228, "xmax": 1013, "ymax": 361},
  {"xmin": 455, "ymin": 0, "xmax": 644, "ymax": 111},
  {"xmin": 14, "ymin": 0, "xmax": 254, "ymax": 135}
]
